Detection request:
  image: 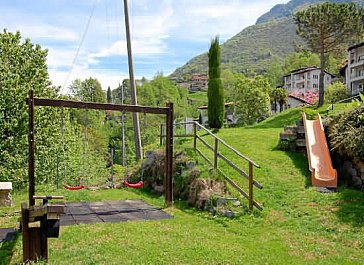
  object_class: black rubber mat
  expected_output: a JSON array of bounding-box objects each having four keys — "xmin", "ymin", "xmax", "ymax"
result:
[
  {"xmin": 59, "ymin": 199, "xmax": 171, "ymax": 226},
  {"xmin": 0, "ymin": 228, "xmax": 17, "ymax": 242},
  {"xmin": 0, "ymin": 200, "xmax": 171, "ymax": 242}
]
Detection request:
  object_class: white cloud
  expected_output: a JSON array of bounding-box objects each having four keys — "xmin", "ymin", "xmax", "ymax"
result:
[
  {"xmin": 2, "ymin": 0, "xmax": 290, "ymax": 92},
  {"xmin": 49, "ymin": 66, "xmax": 129, "ymax": 93}
]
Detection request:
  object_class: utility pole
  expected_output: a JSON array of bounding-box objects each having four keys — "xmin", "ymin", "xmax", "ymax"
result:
[{"xmin": 123, "ymin": 0, "xmax": 142, "ymax": 160}]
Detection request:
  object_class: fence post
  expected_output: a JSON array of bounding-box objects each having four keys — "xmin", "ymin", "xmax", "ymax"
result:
[
  {"xmin": 214, "ymin": 138, "xmax": 218, "ymax": 169},
  {"xmin": 160, "ymin": 124, "xmax": 163, "ymax": 146},
  {"xmin": 248, "ymin": 162, "xmax": 254, "ymax": 210},
  {"xmin": 193, "ymin": 122, "xmax": 197, "ymax": 149}
]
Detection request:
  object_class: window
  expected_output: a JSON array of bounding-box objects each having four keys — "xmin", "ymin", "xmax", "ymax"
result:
[
  {"xmin": 313, "ymin": 74, "xmax": 318, "ymax": 79},
  {"xmin": 313, "ymin": 84, "xmax": 318, "ymax": 88}
]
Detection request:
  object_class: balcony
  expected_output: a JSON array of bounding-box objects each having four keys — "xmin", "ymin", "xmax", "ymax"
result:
[
  {"xmin": 349, "ymin": 58, "xmax": 364, "ymax": 68},
  {"xmin": 350, "ymin": 72, "xmax": 364, "ymax": 82}
]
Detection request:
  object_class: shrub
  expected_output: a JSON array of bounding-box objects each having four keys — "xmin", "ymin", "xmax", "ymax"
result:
[
  {"xmin": 325, "ymin": 82, "xmax": 349, "ymax": 104},
  {"xmin": 327, "ymin": 105, "xmax": 364, "ymax": 159}
]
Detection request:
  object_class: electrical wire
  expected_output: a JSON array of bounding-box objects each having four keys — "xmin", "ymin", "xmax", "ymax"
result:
[{"xmin": 62, "ymin": 1, "xmax": 97, "ymax": 93}]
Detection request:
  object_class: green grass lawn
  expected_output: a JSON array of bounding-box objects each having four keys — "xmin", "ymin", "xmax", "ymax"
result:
[{"xmin": 1, "ymin": 106, "xmax": 364, "ymax": 264}]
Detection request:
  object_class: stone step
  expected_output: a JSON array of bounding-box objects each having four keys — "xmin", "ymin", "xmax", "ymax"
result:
[
  {"xmin": 283, "ymin": 126, "xmax": 297, "ymax": 134},
  {"xmin": 295, "ymin": 139, "xmax": 306, "ymax": 147},
  {"xmin": 280, "ymin": 132, "xmax": 297, "ymax": 140},
  {"xmin": 296, "ymin": 125, "xmax": 305, "ymax": 134}
]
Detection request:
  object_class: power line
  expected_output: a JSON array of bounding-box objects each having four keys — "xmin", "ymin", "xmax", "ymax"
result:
[{"xmin": 62, "ymin": 1, "xmax": 97, "ymax": 93}]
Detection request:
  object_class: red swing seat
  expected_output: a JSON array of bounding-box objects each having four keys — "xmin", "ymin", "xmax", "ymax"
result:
[
  {"xmin": 123, "ymin": 181, "xmax": 144, "ymax": 189},
  {"xmin": 63, "ymin": 184, "xmax": 85, "ymax": 190}
]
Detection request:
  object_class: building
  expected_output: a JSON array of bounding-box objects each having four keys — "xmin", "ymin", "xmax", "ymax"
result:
[
  {"xmin": 198, "ymin": 102, "xmax": 238, "ymax": 125},
  {"xmin": 344, "ymin": 42, "xmax": 364, "ymax": 95},
  {"xmin": 283, "ymin": 67, "xmax": 334, "ymax": 96},
  {"xmin": 189, "ymin": 74, "xmax": 208, "ymax": 91}
]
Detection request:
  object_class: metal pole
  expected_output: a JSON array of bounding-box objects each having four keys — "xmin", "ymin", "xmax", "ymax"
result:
[
  {"xmin": 28, "ymin": 90, "xmax": 35, "ymax": 206},
  {"xmin": 165, "ymin": 103, "xmax": 174, "ymax": 206},
  {"xmin": 123, "ymin": 0, "xmax": 142, "ymax": 160}
]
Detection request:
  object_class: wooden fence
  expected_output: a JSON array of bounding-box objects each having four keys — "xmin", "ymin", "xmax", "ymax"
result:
[{"xmin": 160, "ymin": 121, "xmax": 263, "ymax": 211}]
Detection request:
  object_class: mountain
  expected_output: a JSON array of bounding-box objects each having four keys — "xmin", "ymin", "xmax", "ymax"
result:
[
  {"xmin": 256, "ymin": 0, "xmax": 353, "ymax": 24},
  {"xmin": 170, "ymin": 0, "xmax": 356, "ymax": 78}
]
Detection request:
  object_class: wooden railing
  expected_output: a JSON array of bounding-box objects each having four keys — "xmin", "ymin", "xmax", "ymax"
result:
[{"xmin": 160, "ymin": 121, "xmax": 263, "ymax": 211}]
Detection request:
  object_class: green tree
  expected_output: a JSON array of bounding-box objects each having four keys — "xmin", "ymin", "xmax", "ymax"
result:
[
  {"xmin": 207, "ymin": 36, "xmax": 225, "ymax": 128},
  {"xmin": 325, "ymin": 82, "xmax": 349, "ymax": 104},
  {"xmin": 0, "ymin": 30, "xmax": 60, "ymax": 187},
  {"xmin": 233, "ymin": 75, "xmax": 271, "ymax": 125},
  {"xmin": 294, "ymin": 2, "xmax": 364, "ymax": 107},
  {"xmin": 270, "ymin": 87, "xmax": 288, "ymax": 112},
  {"xmin": 69, "ymin": 77, "xmax": 106, "ymax": 103}
]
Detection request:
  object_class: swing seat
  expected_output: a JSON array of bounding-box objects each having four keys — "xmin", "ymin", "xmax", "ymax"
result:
[
  {"xmin": 124, "ymin": 181, "xmax": 144, "ymax": 189},
  {"xmin": 63, "ymin": 184, "xmax": 85, "ymax": 190}
]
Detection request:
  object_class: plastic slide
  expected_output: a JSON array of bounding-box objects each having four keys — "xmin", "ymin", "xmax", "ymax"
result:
[{"xmin": 302, "ymin": 113, "xmax": 337, "ymax": 188}]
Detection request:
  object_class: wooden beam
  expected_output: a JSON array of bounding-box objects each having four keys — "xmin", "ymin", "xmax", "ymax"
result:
[
  {"xmin": 217, "ymin": 153, "xmax": 263, "ymax": 189},
  {"xmin": 28, "ymin": 97, "xmax": 169, "ymax": 115}
]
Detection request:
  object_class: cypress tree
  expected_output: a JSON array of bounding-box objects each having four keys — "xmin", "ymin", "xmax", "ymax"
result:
[
  {"xmin": 207, "ymin": 36, "xmax": 225, "ymax": 128},
  {"xmin": 107, "ymin": 86, "xmax": 112, "ymax": 103}
]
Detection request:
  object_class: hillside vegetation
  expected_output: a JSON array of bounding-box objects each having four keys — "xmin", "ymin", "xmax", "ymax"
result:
[{"xmin": 170, "ymin": 0, "xmax": 357, "ymax": 78}]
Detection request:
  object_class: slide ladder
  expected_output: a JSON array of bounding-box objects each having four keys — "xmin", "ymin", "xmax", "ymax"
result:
[{"xmin": 302, "ymin": 113, "xmax": 337, "ymax": 188}]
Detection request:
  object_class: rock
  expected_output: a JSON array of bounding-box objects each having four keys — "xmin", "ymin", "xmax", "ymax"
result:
[
  {"xmin": 219, "ymin": 210, "xmax": 236, "ymax": 218},
  {"xmin": 186, "ymin": 162, "xmax": 196, "ymax": 170},
  {"xmin": 349, "ymin": 167, "xmax": 358, "ymax": 178},
  {"xmin": 342, "ymin": 161, "xmax": 353, "ymax": 172},
  {"xmin": 154, "ymin": 185, "xmax": 164, "ymax": 193},
  {"xmin": 216, "ymin": 197, "xmax": 239, "ymax": 207},
  {"xmin": 352, "ymin": 176, "xmax": 362, "ymax": 189}
]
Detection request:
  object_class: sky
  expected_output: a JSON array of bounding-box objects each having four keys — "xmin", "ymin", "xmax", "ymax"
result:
[{"xmin": 0, "ymin": 0, "xmax": 289, "ymax": 92}]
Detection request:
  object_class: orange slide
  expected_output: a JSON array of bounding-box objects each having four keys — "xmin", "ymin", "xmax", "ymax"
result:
[{"xmin": 302, "ymin": 113, "xmax": 337, "ymax": 188}]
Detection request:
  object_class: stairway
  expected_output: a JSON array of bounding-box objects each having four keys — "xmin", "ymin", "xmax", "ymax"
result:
[{"xmin": 279, "ymin": 120, "xmax": 306, "ymax": 152}]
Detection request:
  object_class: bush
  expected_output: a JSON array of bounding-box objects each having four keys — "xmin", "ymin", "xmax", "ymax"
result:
[
  {"xmin": 327, "ymin": 105, "xmax": 364, "ymax": 159},
  {"xmin": 325, "ymin": 82, "xmax": 348, "ymax": 104}
]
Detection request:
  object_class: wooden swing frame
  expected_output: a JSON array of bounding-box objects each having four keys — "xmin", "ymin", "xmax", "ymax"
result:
[{"xmin": 27, "ymin": 90, "xmax": 174, "ymax": 207}]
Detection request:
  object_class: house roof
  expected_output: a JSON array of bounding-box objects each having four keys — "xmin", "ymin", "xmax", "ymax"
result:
[
  {"xmin": 198, "ymin": 101, "xmax": 235, "ymax": 110},
  {"xmin": 283, "ymin": 66, "xmax": 335, "ymax": 78},
  {"xmin": 348, "ymin": 42, "xmax": 364, "ymax": 51},
  {"xmin": 288, "ymin": 94, "xmax": 312, "ymax": 105}
]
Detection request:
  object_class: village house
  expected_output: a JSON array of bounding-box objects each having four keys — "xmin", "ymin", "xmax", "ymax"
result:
[
  {"xmin": 189, "ymin": 73, "xmax": 208, "ymax": 91},
  {"xmin": 342, "ymin": 42, "xmax": 364, "ymax": 95},
  {"xmin": 198, "ymin": 102, "xmax": 237, "ymax": 126},
  {"xmin": 283, "ymin": 66, "xmax": 334, "ymax": 96}
]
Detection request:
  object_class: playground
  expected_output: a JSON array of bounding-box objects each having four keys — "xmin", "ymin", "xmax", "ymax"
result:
[{"xmin": 0, "ymin": 105, "xmax": 363, "ymax": 264}]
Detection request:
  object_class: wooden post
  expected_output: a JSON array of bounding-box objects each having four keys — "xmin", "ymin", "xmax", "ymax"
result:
[
  {"xmin": 193, "ymin": 122, "xmax": 197, "ymax": 149},
  {"xmin": 160, "ymin": 124, "xmax": 163, "ymax": 146},
  {"xmin": 248, "ymin": 162, "xmax": 254, "ymax": 210},
  {"xmin": 165, "ymin": 103, "xmax": 173, "ymax": 206},
  {"xmin": 28, "ymin": 90, "xmax": 35, "ymax": 206},
  {"xmin": 214, "ymin": 138, "xmax": 218, "ymax": 169},
  {"xmin": 21, "ymin": 203, "xmax": 30, "ymax": 262}
]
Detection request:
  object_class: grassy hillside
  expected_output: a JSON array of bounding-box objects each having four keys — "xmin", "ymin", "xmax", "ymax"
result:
[
  {"xmin": 171, "ymin": 17, "xmax": 299, "ymax": 78},
  {"xmin": 2, "ymin": 107, "xmax": 363, "ymax": 264}
]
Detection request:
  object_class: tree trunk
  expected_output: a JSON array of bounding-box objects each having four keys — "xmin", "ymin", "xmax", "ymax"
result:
[{"xmin": 318, "ymin": 48, "xmax": 325, "ymax": 107}]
